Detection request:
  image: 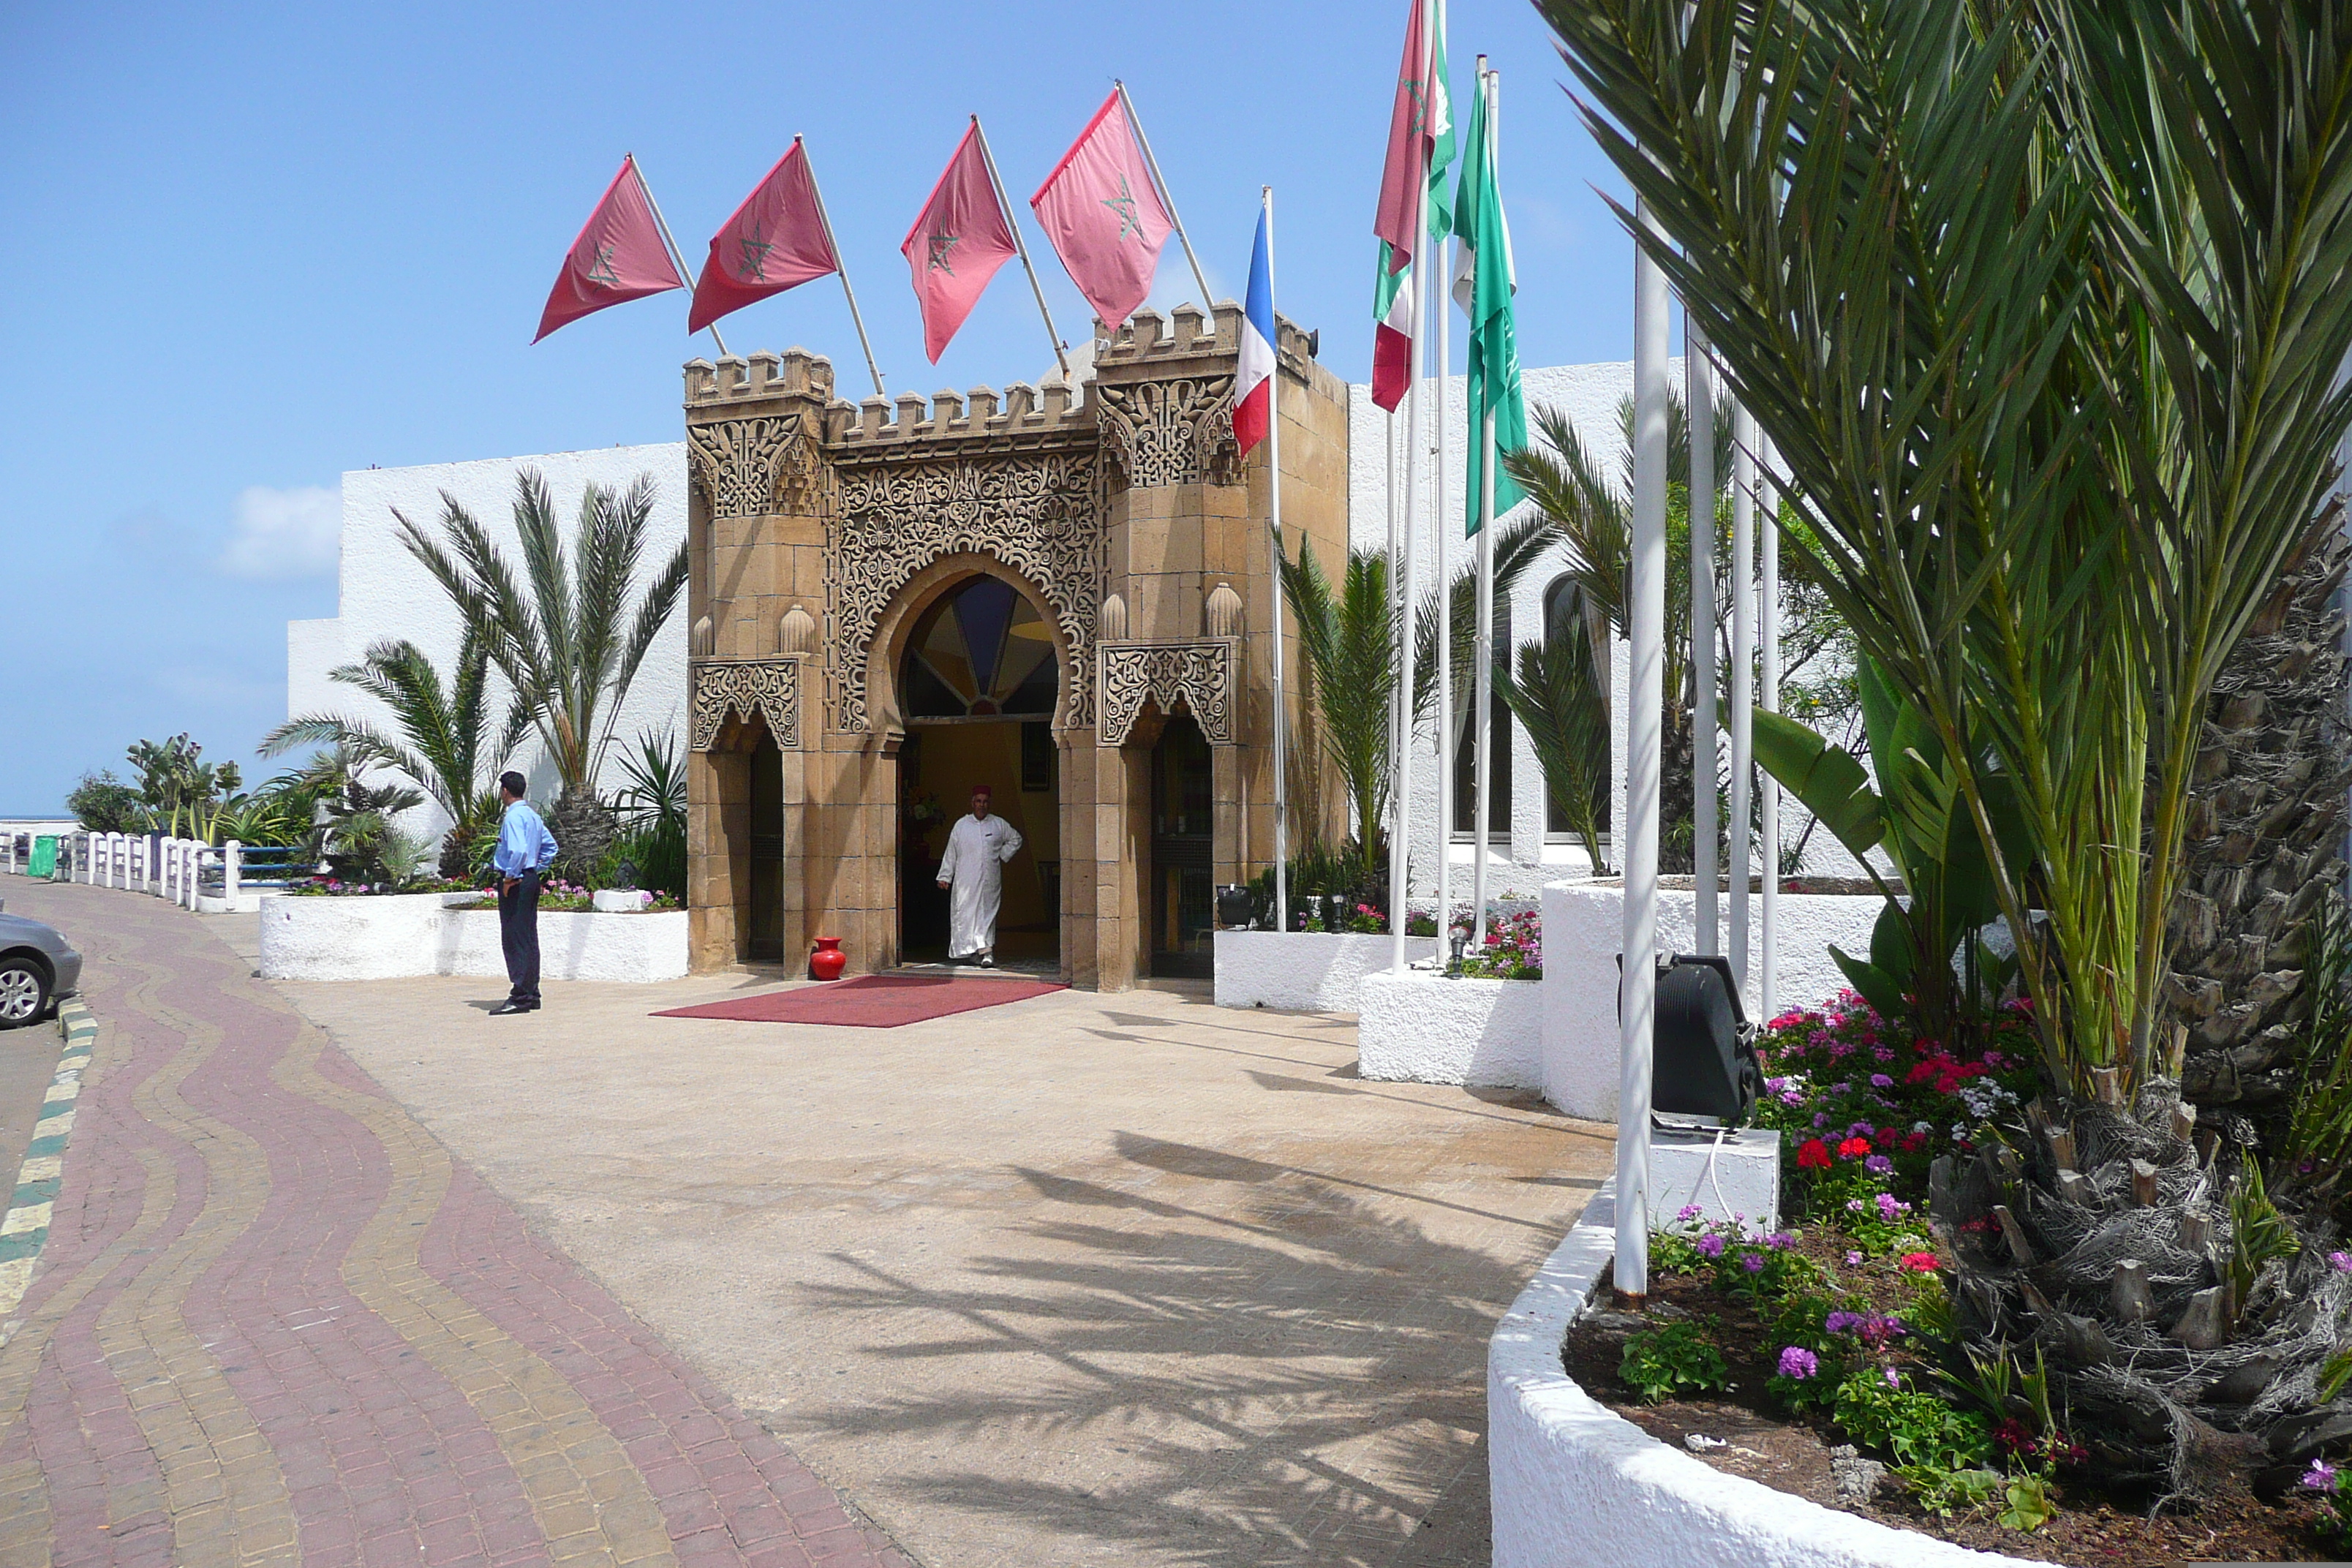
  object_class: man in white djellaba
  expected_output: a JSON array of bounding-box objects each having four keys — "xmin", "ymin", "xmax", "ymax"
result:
[{"xmin": 936, "ymin": 785, "xmax": 1024, "ymax": 966}]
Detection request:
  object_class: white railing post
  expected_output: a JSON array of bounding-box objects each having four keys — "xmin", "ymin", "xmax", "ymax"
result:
[
  {"xmin": 225, "ymin": 840, "xmax": 242, "ymax": 911},
  {"xmin": 189, "ymin": 843, "xmax": 201, "ymax": 909}
]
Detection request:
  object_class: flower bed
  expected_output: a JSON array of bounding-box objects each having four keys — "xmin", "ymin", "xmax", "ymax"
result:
[
  {"xmin": 287, "ymin": 874, "xmax": 678, "ymax": 913},
  {"xmin": 1545, "ymin": 996, "xmax": 2334, "ymax": 1564},
  {"xmin": 260, "ymin": 889, "xmax": 687, "ymax": 983}
]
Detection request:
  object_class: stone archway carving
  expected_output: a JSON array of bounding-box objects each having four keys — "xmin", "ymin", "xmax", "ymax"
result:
[
  {"xmin": 1096, "ymin": 376, "xmax": 1241, "ymax": 489},
  {"xmin": 1098, "ymin": 641, "xmax": 1236, "ymax": 746},
  {"xmin": 690, "ymin": 659, "xmax": 799, "ymax": 750},
  {"xmin": 687, "ymin": 412, "xmax": 817, "ymax": 518},
  {"xmin": 826, "ymin": 451, "xmax": 1101, "ymax": 732}
]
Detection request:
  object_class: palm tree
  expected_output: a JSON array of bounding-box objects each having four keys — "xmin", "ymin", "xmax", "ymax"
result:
[
  {"xmin": 1545, "ymin": 0, "xmax": 2352, "ymax": 1490},
  {"xmin": 395, "ymin": 469, "xmax": 688, "ymax": 875},
  {"xmin": 260, "ymin": 628, "xmax": 531, "ymax": 875},
  {"xmin": 1281, "ymin": 539, "xmax": 1397, "ymax": 876},
  {"xmin": 1493, "ymin": 584, "xmax": 1610, "ymax": 872}
]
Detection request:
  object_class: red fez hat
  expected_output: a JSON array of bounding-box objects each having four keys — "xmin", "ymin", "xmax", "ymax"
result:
[{"xmin": 970, "ymin": 784, "xmax": 992, "ymax": 798}]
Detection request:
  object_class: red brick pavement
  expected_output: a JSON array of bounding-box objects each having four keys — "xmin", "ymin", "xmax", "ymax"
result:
[{"xmin": 0, "ymin": 880, "xmax": 914, "ymax": 1568}]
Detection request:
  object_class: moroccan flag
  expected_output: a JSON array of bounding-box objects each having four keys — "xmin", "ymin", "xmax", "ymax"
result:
[
  {"xmin": 1452, "ymin": 70, "xmax": 1526, "ymax": 534},
  {"xmin": 689, "ymin": 140, "xmax": 840, "ymax": 334},
  {"xmin": 1369, "ymin": 0, "xmax": 1455, "ymax": 411},
  {"xmin": 1030, "ymin": 91, "xmax": 1175, "ymax": 332},
  {"xmin": 903, "ymin": 123, "xmax": 1021, "ymax": 363},
  {"xmin": 1233, "ymin": 199, "xmax": 1277, "ymax": 455},
  {"xmin": 534, "ymin": 157, "xmax": 687, "ymax": 344}
]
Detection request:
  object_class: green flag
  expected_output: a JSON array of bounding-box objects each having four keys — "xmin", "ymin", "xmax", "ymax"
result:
[
  {"xmin": 1452, "ymin": 68, "xmax": 1524, "ymax": 535},
  {"xmin": 1425, "ymin": 0, "xmax": 1458, "ymax": 243}
]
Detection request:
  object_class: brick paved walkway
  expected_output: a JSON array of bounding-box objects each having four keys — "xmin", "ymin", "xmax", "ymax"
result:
[{"xmin": 0, "ymin": 878, "xmax": 911, "ymax": 1568}]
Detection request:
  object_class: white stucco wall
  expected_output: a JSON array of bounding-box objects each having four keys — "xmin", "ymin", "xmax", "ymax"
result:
[
  {"xmin": 257, "ymin": 892, "xmax": 687, "ymax": 983},
  {"xmin": 1541, "ymin": 879, "xmax": 1882, "ymax": 1121},
  {"xmin": 1212, "ymin": 930, "xmax": 1440, "ymax": 1013},
  {"xmin": 1357, "ymin": 969, "xmax": 1545, "ymax": 1090},
  {"xmin": 286, "ymin": 442, "xmax": 690, "ymax": 841}
]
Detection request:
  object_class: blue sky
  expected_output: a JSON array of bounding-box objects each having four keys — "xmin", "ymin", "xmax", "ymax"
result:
[{"xmin": 0, "ymin": 0, "xmax": 1637, "ymax": 815}]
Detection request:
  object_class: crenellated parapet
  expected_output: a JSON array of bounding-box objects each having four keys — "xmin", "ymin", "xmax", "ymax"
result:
[
  {"xmin": 823, "ymin": 377, "xmax": 1095, "ymax": 464},
  {"xmin": 684, "ymin": 348, "xmax": 837, "ymax": 407}
]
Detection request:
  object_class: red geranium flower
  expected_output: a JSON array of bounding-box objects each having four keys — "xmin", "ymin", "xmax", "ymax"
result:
[
  {"xmin": 1901, "ymin": 1132, "xmax": 1927, "ymax": 1154},
  {"xmin": 1837, "ymin": 1137, "xmax": 1873, "ymax": 1160},
  {"xmin": 1899, "ymin": 1251, "xmax": 1940, "ymax": 1273},
  {"xmin": 1874, "ymin": 1126, "xmax": 1900, "ymax": 1149},
  {"xmin": 1796, "ymin": 1139, "xmax": 1832, "ymax": 1171}
]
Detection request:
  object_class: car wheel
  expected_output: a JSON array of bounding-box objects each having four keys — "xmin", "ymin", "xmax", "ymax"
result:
[{"xmin": 0, "ymin": 960, "xmax": 48, "ymax": 1028}]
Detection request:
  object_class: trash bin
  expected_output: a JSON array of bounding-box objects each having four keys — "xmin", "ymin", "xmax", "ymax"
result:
[{"xmin": 28, "ymin": 837, "xmax": 56, "ymax": 879}]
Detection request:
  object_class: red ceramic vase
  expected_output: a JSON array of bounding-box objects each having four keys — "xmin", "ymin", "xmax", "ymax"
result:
[{"xmin": 809, "ymin": 936, "xmax": 847, "ymax": 981}]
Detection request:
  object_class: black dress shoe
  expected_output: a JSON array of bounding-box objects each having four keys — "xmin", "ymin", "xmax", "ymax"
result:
[{"xmin": 489, "ymin": 1000, "xmax": 536, "ymax": 1016}]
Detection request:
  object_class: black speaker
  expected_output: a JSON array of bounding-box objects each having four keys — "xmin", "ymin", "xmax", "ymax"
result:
[{"xmin": 1653, "ymin": 954, "xmax": 1761, "ymax": 1125}]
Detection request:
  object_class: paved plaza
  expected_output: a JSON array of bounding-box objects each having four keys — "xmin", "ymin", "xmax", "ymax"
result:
[{"xmin": 0, "ymin": 879, "xmax": 1610, "ymax": 1567}]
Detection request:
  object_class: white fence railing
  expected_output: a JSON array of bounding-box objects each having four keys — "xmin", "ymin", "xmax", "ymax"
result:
[{"xmin": 1, "ymin": 832, "xmax": 301, "ymax": 913}]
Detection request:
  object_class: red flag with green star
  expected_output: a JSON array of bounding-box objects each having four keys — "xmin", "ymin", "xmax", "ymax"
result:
[
  {"xmin": 534, "ymin": 157, "xmax": 686, "ymax": 343},
  {"xmin": 902, "ymin": 122, "xmax": 1020, "ymax": 363},
  {"xmin": 689, "ymin": 140, "xmax": 841, "ymax": 334},
  {"xmin": 1029, "ymin": 91, "xmax": 1175, "ymax": 331}
]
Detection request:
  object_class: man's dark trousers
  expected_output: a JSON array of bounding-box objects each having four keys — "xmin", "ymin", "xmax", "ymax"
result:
[{"xmin": 499, "ymin": 870, "xmax": 543, "ymax": 1006}]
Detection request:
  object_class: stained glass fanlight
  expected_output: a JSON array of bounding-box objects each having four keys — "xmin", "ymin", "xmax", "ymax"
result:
[{"xmin": 902, "ymin": 576, "xmax": 1058, "ymax": 719}]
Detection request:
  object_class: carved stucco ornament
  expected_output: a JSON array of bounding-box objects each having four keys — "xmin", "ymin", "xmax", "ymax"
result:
[
  {"xmin": 827, "ymin": 451, "xmax": 1102, "ymax": 731},
  {"xmin": 1096, "ymin": 376, "xmax": 1241, "ymax": 488},
  {"xmin": 1098, "ymin": 641, "xmax": 1236, "ymax": 747},
  {"xmin": 687, "ymin": 412, "xmax": 818, "ymax": 518},
  {"xmin": 690, "ymin": 660, "xmax": 800, "ymax": 750}
]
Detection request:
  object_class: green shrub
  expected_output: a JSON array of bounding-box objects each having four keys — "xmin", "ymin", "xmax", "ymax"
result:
[{"xmin": 1619, "ymin": 1320, "xmax": 1730, "ymax": 1404}]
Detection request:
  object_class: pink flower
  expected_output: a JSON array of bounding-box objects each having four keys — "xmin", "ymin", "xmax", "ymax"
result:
[
  {"xmin": 1899, "ymin": 1251, "xmax": 1940, "ymax": 1273},
  {"xmin": 1777, "ymin": 1346, "xmax": 1819, "ymax": 1379}
]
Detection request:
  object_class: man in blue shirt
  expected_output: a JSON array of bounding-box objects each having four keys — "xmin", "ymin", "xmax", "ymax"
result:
[{"xmin": 490, "ymin": 771, "xmax": 559, "ymax": 1015}]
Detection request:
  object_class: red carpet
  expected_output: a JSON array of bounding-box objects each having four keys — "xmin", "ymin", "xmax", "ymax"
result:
[{"xmin": 653, "ymin": 973, "xmax": 1066, "ymax": 1028}]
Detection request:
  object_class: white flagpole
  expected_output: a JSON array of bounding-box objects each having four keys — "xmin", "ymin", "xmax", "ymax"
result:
[
  {"xmin": 1115, "ymin": 81, "xmax": 1216, "ymax": 309},
  {"xmin": 1728, "ymin": 403, "xmax": 1756, "ymax": 998},
  {"xmin": 1433, "ymin": 212, "xmax": 1454, "ymax": 958},
  {"xmin": 1688, "ymin": 325, "xmax": 1717, "ymax": 953},
  {"xmin": 1388, "ymin": 408, "xmax": 1404, "ymax": 943},
  {"xmin": 1392, "ymin": 196, "xmax": 1429, "ymax": 973},
  {"xmin": 1266, "ymin": 187, "xmax": 1289, "ymax": 940},
  {"xmin": 1620, "ymin": 196, "xmax": 1670, "ymax": 1305},
  {"xmin": 973, "ymin": 116, "xmax": 1071, "ymax": 381},
  {"xmin": 1469, "ymin": 64, "xmax": 1495, "ymax": 955},
  {"xmin": 630, "ymin": 154, "xmax": 729, "ymax": 358},
  {"xmin": 1760, "ymin": 434, "xmax": 1782, "ymax": 1020},
  {"xmin": 799, "ymin": 137, "xmax": 886, "ymax": 397}
]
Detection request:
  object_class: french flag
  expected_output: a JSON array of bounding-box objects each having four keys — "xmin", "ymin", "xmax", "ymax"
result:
[{"xmin": 1232, "ymin": 200, "xmax": 1276, "ymax": 454}]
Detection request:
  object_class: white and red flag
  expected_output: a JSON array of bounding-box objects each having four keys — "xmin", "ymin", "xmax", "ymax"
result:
[
  {"xmin": 690, "ymin": 140, "xmax": 840, "ymax": 334},
  {"xmin": 535, "ymin": 157, "xmax": 687, "ymax": 343},
  {"xmin": 1233, "ymin": 199, "xmax": 1277, "ymax": 454},
  {"xmin": 1029, "ymin": 91, "xmax": 1175, "ymax": 331},
  {"xmin": 902, "ymin": 123, "xmax": 1022, "ymax": 363}
]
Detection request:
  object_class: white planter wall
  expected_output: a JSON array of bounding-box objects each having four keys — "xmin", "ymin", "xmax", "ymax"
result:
[
  {"xmin": 260, "ymin": 893, "xmax": 687, "ymax": 984},
  {"xmin": 1542, "ymin": 880, "xmax": 1881, "ymax": 1120},
  {"xmin": 1491, "ymin": 1183, "xmax": 2029, "ymax": 1568},
  {"xmin": 1357, "ymin": 970, "xmax": 1545, "ymax": 1090},
  {"xmin": 1213, "ymin": 931, "xmax": 1439, "ymax": 1013}
]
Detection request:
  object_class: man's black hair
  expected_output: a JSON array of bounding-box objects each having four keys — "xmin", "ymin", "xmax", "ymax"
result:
[{"xmin": 500, "ymin": 771, "xmax": 527, "ymax": 799}]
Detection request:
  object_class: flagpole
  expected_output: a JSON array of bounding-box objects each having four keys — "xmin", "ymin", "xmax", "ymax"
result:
[
  {"xmin": 1115, "ymin": 81, "xmax": 1216, "ymax": 309},
  {"xmin": 1264, "ymin": 186, "xmax": 1288, "ymax": 939},
  {"xmin": 1431, "ymin": 4, "xmax": 1455, "ymax": 954},
  {"xmin": 630, "ymin": 154, "xmax": 728, "ymax": 358},
  {"xmin": 1689, "ymin": 322, "xmax": 1717, "ymax": 953},
  {"xmin": 973, "ymin": 117, "xmax": 1071, "ymax": 381},
  {"xmin": 1387, "ymin": 406, "xmax": 1405, "ymax": 952},
  {"xmin": 1728, "ymin": 402, "xmax": 1755, "ymax": 999},
  {"xmin": 798, "ymin": 137, "xmax": 886, "ymax": 397},
  {"xmin": 1392, "ymin": 192, "xmax": 1428, "ymax": 974},
  {"xmin": 1760, "ymin": 434, "xmax": 1781, "ymax": 1021},
  {"xmin": 1469, "ymin": 64, "xmax": 1496, "ymax": 956}
]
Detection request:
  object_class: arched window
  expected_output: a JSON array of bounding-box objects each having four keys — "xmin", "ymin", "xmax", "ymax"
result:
[
  {"xmin": 901, "ymin": 576, "xmax": 1059, "ymax": 720},
  {"xmin": 1539, "ymin": 574, "xmax": 1610, "ymax": 837}
]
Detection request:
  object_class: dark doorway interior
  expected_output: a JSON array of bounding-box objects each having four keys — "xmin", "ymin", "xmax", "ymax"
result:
[
  {"xmin": 1150, "ymin": 713, "xmax": 1214, "ymax": 979},
  {"xmin": 748, "ymin": 729, "xmax": 783, "ymax": 963}
]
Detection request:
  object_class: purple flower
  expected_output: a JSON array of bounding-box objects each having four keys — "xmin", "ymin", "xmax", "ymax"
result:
[
  {"xmin": 1764, "ymin": 1077, "xmax": 1787, "ymax": 1094},
  {"xmin": 1676, "ymin": 1203, "xmax": 1703, "ymax": 1222},
  {"xmin": 1763, "ymin": 1231, "xmax": 1796, "ymax": 1251},
  {"xmin": 1812, "ymin": 1112, "xmax": 1830, "ymax": 1128},
  {"xmin": 1846, "ymin": 1197, "xmax": 1866, "ymax": 1213},
  {"xmin": 1844, "ymin": 1250, "xmax": 1863, "ymax": 1267},
  {"xmin": 1696, "ymin": 1234, "xmax": 1725, "ymax": 1259},
  {"xmin": 1864, "ymin": 1155, "xmax": 1893, "ymax": 1175},
  {"xmin": 1869, "ymin": 1073, "xmax": 1894, "ymax": 1089},
  {"xmin": 1741, "ymin": 1254, "xmax": 1765, "ymax": 1274},
  {"xmin": 2330, "ymin": 1251, "xmax": 2352, "ymax": 1274},
  {"xmin": 1847, "ymin": 1121, "xmax": 1876, "ymax": 1139},
  {"xmin": 1831, "ymin": 1082, "xmax": 1852, "ymax": 1096},
  {"xmin": 2305, "ymin": 1458, "xmax": 2340, "ymax": 1492},
  {"xmin": 1875, "ymin": 1192, "xmax": 1911, "ymax": 1221},
  {"xmin": 1882, "ymin": 1368, "xmax": 1901, "ymax": 1389},
  {"xmin": 1824, "ymin": 1311, "xmax": 1863, "ymax": 1335},
  {"xmin": 1777, "ymin": 1346, "xmax": 1819, "ymax": 1379}
]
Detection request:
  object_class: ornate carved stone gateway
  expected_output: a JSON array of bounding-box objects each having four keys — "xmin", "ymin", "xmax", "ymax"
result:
[
  {"xmin": 679, "ymin": 304, "xmax": 1353, "ymax": 990},
  {"xmin": 1097, "ymin": 640, "xmax": 1237, "ymax": 747},
  {"xmin": 1096, "ymin": 375, "xmax": 1241, "ymax": 488},
  {"xmin": 826, "ymin": 451, "xmax": 1101, "ymax": 731},
  {"xmin": 687, "ymin": 413, "xmax": 816, "ymax": 519},
  {"xmin": 689, "ymin": 658, "xmax": 800, "ymax": 750}
]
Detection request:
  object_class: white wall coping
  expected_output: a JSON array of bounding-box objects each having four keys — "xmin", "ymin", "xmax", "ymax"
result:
[
  {"xmin": 260, "ymin": 892, "xmax": 687, "ymax": 983},
  {"xmin": 1357, "ymin": 966, "xmax": 1545, "ymax": 1090},
  {"xmin": 1212, "ymin": 929, "xmax": 1440, "ymax": 1014},
  {"xmin": 1490, "ymin": 1181, "xmax": 2031, "ymax": 1568}
]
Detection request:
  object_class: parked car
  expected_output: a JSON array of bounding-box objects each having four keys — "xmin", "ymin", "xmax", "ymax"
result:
[{"xmin": 0, "ymin": 906, "xmax": 81, "ymax": 1027}]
